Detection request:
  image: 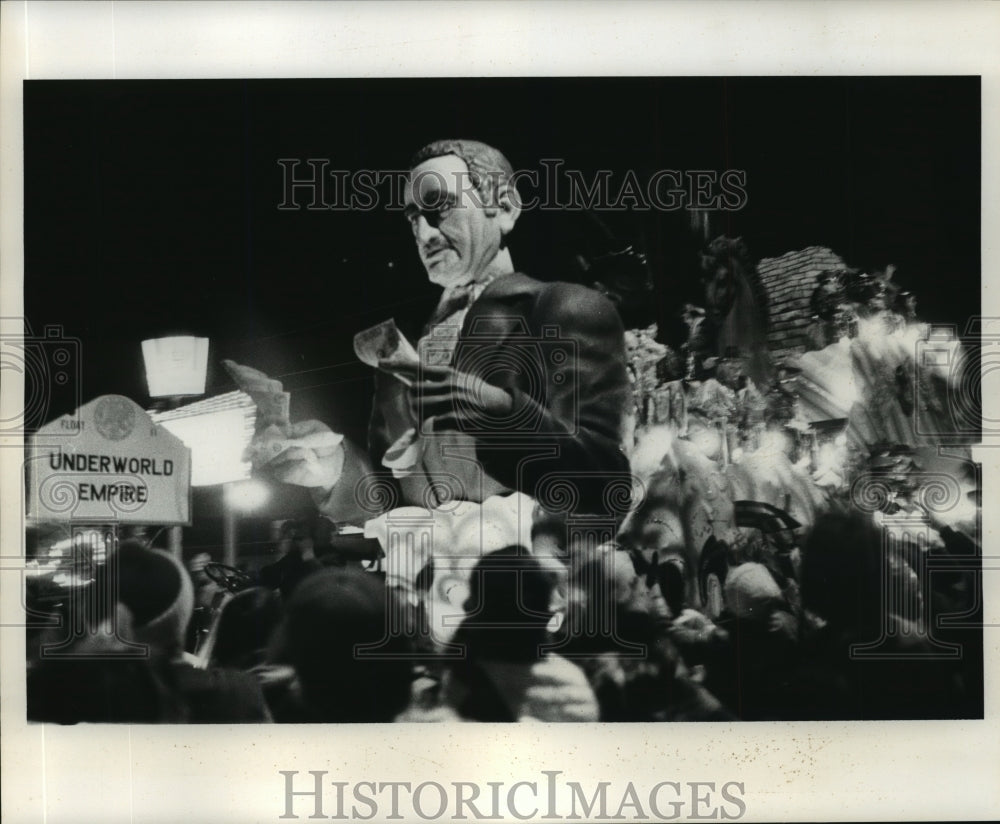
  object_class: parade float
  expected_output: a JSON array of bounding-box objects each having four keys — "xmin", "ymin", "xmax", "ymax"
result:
[{"xmin": 617, "ymin": 238, "xmax": 979, "ymax": 616}]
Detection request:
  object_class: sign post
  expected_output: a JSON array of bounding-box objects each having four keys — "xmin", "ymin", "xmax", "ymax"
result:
[
  {"xmin": 26, "ymin": 395, "xmax": 192, "ymax": 655},
  {"xmin": 27, "ymin": 394, "xmax": 192, "ymax": 527}
]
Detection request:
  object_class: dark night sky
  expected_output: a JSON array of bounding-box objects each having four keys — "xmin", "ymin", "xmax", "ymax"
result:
[{"xmin": 24, "ymin": 77, "xmax": 980, "ymax": 444}]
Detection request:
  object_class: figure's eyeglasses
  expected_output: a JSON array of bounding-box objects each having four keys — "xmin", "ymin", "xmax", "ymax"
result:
[{"xmin": 405, "ymin": 194, "xmax": 458, "ymax": 230}]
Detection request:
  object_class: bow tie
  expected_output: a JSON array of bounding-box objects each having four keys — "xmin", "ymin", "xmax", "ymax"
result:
[
  {"xmin": 424, "ymin": 283, "xmax": 486, "ymax": 334},
  {"xmin": 425, "ymin": 283, "xmax": 477, "ymax": 330}
]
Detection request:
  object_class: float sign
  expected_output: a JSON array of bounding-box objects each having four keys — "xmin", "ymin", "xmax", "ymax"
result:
[{"xmin": 27, "ymin": 395, "xmax": 191, "ymax": 525}]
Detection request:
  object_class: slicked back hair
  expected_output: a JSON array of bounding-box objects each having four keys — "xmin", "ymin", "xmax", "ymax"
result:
[{"xmin": 409, "ymin": 139, "xmax": 517, "ymax": 210}]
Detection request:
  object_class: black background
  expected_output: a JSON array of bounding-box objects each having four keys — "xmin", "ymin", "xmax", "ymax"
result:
[{"xmin": 25, "ymin": 77, "xmax": 980, "ymax": 446}]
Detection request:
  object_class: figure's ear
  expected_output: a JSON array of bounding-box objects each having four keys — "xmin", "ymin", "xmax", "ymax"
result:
[{"xmin": 496, "ymin": 181, "xmax": 521, "ymax": 235}]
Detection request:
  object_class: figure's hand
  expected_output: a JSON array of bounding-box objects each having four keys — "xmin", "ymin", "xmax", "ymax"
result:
[
  {"xmin": 386, "ymin": 362, "xmax": 514, "ymax": 430},
  {"xmin": 256, "ymin": 419, "xmax": 345, "ymax": 489}
]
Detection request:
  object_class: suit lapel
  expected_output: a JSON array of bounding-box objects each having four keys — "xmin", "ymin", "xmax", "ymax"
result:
[{"xmin": 462, "ymin": 272, "xmax": 541, "ymax": 342}]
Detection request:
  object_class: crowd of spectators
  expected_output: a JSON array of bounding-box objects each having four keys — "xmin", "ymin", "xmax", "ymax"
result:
[{"xmin": 27, "ymin": 501, "xmax": 982, "ymax": 724}]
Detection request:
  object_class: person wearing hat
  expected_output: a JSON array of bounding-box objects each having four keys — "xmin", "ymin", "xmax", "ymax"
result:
[
  {"xmin": 112, "ymin": 540, "xmax": 272, "ymax": 722},
  {"xmin": 27, "ymin": 598, "xmax": 188, "ymax": 724},
  {"xmin": 28, "ymin": 540, "xmax": 272, "ymax": 723}
]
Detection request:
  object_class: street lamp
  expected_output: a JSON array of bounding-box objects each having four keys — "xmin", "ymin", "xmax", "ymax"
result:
[
  {"xmin": 224, "ymin": 479, "xmax": 270, "ymax": 512},
  {"xmin": 141, "ymin": 336, "xmax": 209, "ymax": 401},
  {"xmin": 141, "ymin": 336, "xmax": 209, "ymax": 557},
  {"xmin": 220, "ymin": 479, "xmax": 271, "ymax": 566}
]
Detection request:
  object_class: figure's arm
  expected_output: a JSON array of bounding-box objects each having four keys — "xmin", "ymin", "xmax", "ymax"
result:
[
  {"xmin": 311, "ymin": 369, "xmax": 414, "ymax": 524},
  {"xmin": 477, "ymin": 284, "xmax": 632, "ymax": 514},
  {"xmin": 309, "ymin": 436, "xmax": 377, "ymax": 524},
  {"xmin": 257, "ymin": 416, "xmax": 380, "ymax": 526},
  {"xmin": 405, "ymin": 284, "xmax": 632, "ymax": 515}
]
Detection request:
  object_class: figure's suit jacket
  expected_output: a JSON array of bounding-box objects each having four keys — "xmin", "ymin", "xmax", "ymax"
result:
[{"xmin": 319, "ymin": 273, "xmax": 632, "ymax": 523}]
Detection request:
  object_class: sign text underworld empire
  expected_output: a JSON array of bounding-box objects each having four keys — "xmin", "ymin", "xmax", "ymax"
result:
[{"xmin": 279, "ymin": 771, "xmax": 747, "ymax": 821}]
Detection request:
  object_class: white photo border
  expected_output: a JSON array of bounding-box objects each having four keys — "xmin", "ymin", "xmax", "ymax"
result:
[{"xmin": 2, "ymin": 2, "xmax": 999, "ymax": 822}]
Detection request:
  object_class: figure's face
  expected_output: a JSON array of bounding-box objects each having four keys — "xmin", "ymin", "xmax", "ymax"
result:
[{"xmin": 404, "ymin": 154, "xmax": 508, "ymax": 288}]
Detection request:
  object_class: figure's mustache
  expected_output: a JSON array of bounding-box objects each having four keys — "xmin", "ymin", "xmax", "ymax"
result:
[{"xmin": 422, "ymin": 243, "xmax": 452, "ymax": 259}]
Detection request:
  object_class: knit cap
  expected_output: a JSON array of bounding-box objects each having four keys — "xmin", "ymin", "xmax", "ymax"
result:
[{"xmin": 114, "ymin": 540, "xmax": 195, "ymax": 656}]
